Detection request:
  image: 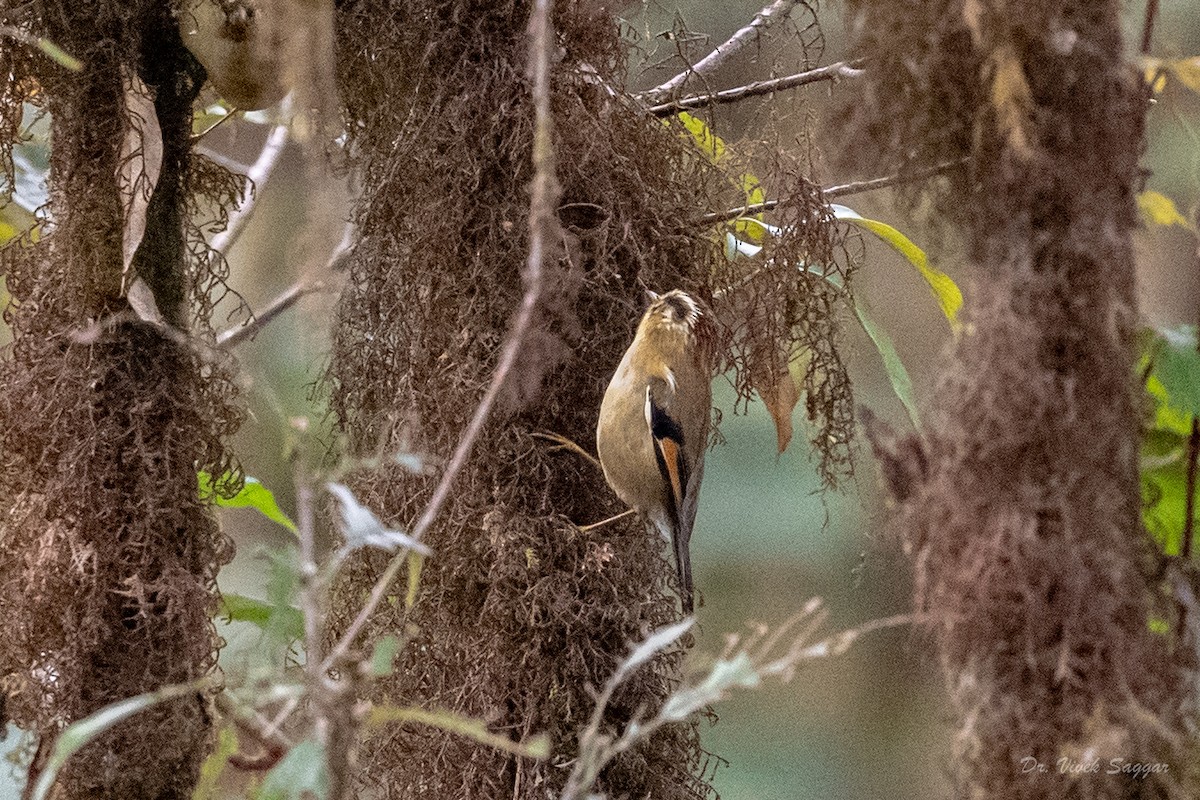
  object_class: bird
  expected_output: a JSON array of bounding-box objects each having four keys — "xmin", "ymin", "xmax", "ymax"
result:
[{"xmin": 596, "ymin": 289, "xmax": 713, "ymax": 614}]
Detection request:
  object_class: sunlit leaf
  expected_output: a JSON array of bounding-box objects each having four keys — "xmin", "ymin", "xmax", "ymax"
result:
[
  {"xmin": 1143, "ymin": 464, "xmax": 1192, "ymax": 557},
  {"xmin": 832, "ymin": 204, "xmax": 963, "ymax": 330},
  {"xmin": 199, "ymin": 471, "xmax": 298, "ymax": 534},
  {"xmin": 260, "ymin": 739, "xmax": 329, "ymax": 800},
  {"xmin": 854, "ymin": 304, "xmax": 920, "ymax": 429},
  {"xmin": 1138, "ymin": 190, "xmax": 1193, "ymax": 230},
  {"xmin": 367, "ymin": 705, "xmax": 550, "ymax": 759},
  {"xmin": 32, "ymin": 679, "xmax": 209, "ymax": 800}
]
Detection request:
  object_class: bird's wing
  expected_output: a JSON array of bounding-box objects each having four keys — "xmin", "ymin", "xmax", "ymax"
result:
[
  {"xmin": 644, "ymin": 382, "xmax": 688, "ymax": 526},
  {"xmin": 645, "ymin": 380, "xmax": 695, "ymax": 612}
]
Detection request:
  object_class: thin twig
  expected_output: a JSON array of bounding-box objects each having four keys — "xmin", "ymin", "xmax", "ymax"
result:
[
  {"xmin": 530, "ymin": 430, "xmax": 602, "ymax": 470},
  {"xmin": 695, "ymin": 158, "xmax": 969, "ymax": 227},
  {"xmin": 824, "ymin": 158, "xmax": 969, "ymax": 199},
  {"xmin": 321, "ymin": 0, "xmax": 558, "ymax": 672},
  {"xmin": 639, "ymin": 0, "xmax": 799, "ymax": 102},
  {"xmin": 209, "ymin": 97, "xmax": 292, "ymax": 257},
  {"xmin": 0, "ymin": 24, "xmax": 82, "ymax": 70},
  {"xmin": 217, "ymin": 280, "xmax": 326, "ymax": 347},
  {"xmin": 648, "ymin": 59, "xmax": 864, "ymax": 117}
]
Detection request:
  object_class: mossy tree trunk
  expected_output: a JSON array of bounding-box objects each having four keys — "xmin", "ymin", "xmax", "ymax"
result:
[
  {"xmin": 0, "ymin": 3, "xmax": 242, "ymax": 797},
  {"xmin": 846, "ymin": 2, "xmax": 1193, "ymax": 797},
  {"xmin": 326, "ymin": 2, "xmax": 724, "ymax": 797}
]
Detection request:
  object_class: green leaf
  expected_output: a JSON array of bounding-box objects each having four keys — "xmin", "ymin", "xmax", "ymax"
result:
[
  {"xmin": 260, "ymin": 739, "xmax": 330, "ymax": 800},
  {"xmin": 367, "ymin": 705, "xmax": 550, "ymax": 759},
  {"xmin": 32, "ymin": 679, "xmax": 209, "ymax": 800},
  {"xmin": 1155, "ymin": 326, "xmax": 1200, "ymax": 417},
  {"xmin": 217, "ymin": 592, "xmax": 304, "ymax": 642},
  {"xmin": 370, "ymin": 635, "xmax": 400, "ymax": 677},
  {"xmin": 199, "ymin": 472, "xmax": 298, "ymax": 535},
  {"xmin": 1147, "ymin": 374, "xmax": 1194, "ymax": 437},
  {"xmin": 854, "ymin": 303, "xmax": 920, "ymax": 429},
  {"xmin": 831, "ymin": 204, "xmax": 963, "ymax": 330},
  {"xmin": 1138, "ymin": 190, "xmax": 1193, "ymax": 230},
  {"xmin": 1143, "ymin": 463, "xmax": 1192, "ymax": 557}
]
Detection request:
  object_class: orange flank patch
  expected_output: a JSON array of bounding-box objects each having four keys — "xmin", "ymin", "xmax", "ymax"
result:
[{"xmin": 657, "ymin": 437, "xmax": 684, "ymax": 508}]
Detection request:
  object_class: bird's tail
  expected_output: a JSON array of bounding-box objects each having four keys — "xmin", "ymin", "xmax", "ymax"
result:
[
  {"xmin": 650, "ymin": 514, "xmax": 693, "ymax": 614},
  {"xmin": 673, "ymin": 523, "xmax": 694, "ymax": 614}
]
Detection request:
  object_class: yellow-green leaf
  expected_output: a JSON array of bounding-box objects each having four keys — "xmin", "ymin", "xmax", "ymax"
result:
[
  {"xmin": 1169, "ymin": 57, "xmax": 1200, "ymax": 93},
  {"xmin": 406, "ymin": 552, "xmax": 424, "ymax": 610},
  {"xmin": 672, "ymin": 112, "xmax": 766, "ymax": 240},
  {"xmin": 36, "ymin": 38, "xmax": 83, "ymax": 71},
  {"xmin": 192, "ymin": 725, "xmax": 239, "ymax": 800},
  {"xmin": 217, "ymin": 592, "xmax": 304, "ymax": 642},
  {"xmin": 832, "ymin": 204, "xmax": 963, "ymax": 331},
  {"xmin": 1138, "ymin": 190, "xmax": 1193, "ymax": 230}
]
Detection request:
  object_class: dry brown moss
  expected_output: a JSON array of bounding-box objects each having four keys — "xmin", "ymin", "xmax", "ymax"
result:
[
  {"xmin": 843, "ymin": 1, "xmax": 1193, "ymax": 797},
  {"xmin": 0, "ymin": 2, "xmax": 242, "ymax": 797}
]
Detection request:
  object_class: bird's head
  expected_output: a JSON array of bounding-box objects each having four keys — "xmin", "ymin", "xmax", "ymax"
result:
[{"xmin": 644, "ymin": 289, "xmax": 702, "ymax": 333}]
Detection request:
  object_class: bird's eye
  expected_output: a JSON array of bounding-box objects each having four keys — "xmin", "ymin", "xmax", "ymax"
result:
[{"xmin": 663, "ymin": 294, "xmax": 690, "ymax": 321}]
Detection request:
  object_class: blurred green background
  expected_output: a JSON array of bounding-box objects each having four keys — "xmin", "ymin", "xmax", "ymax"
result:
[{"xmin": 5, "ymin": 1, "xmax": 1200, "ymax": 798}]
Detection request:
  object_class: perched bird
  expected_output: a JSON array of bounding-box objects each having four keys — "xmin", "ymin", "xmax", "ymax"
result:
[{"xmin": 596, "ymin": 290, "xmax": 713, "ymax": 614}]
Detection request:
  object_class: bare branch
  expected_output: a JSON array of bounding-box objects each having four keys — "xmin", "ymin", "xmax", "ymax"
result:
[
  {"xmin": 217, "ymin": 224, "xmax": 350, "ymax": 347},
  {"xmin": 322, "ymin": 0, "xmax": 558, "ymax": 671},
  {"xmin": 640, "ymin": 0, "xmax": 800, "ymax": 103},
  {"xmin": 647, "ymin": 59, "xmax": 864, "ymax": 117}
]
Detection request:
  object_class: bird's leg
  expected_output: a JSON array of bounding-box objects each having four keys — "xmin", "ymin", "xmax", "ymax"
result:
[
  {"xmin": 531, "ymin": 430, "xmax": 602, "ymax": 471},
  {"xmin": 577, "ymin": 508, "xmax": 635, "ymax": 532}
]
